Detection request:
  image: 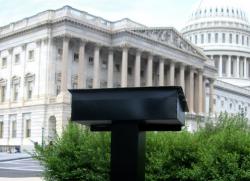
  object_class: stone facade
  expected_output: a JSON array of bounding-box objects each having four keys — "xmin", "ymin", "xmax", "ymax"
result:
[
  {"xmin": 182, "ymin": 0, "xmax": 250, "ymax": 128},
  {"xmin": 0, "ymin": 5, "xmax": 234, "ymax": 151}
]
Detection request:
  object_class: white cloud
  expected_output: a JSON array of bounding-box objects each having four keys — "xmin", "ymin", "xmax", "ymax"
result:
[{"xmin": 0, "ymin": 0, "xmax": 250, "ymax": 30}]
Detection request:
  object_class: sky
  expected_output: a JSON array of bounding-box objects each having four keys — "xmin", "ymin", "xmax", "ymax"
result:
[{"xmin": 0, "ymin": 0, "xmax": 249, "ymax": 31}]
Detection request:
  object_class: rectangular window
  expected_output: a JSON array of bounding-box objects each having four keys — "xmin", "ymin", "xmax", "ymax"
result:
[
  {"xmin": 27, "ymin": 81, "xmax": 33, "ymax": 99},
  {"xmin": 215, "ymin": 33, "xmax": 218, "ymax": 43},
  {"xmin": 73, "ymin": 53, "xmax": 79, "ymax": 62},
  {"xmin": 222, "ymin": 33, "xmax": 226, "ymax": 43},
  {"xmin": 128, "ymin": 67, "xmax": 132, "ymax": 75},
  {"xmin": 1, "ymin": 86, "xmax": 6, "ymax": 102},
  {"xmin": 229, "ymin": 34, "xmax": 233, "ymax": 43},
  {"xmin": 28, "ymin": 50, "xmax": 34, "ymax": 60},
  {"xmin": 57, "ymin": 49, "xmax": 62, "ymax": 60},
  {"xmin": 0, "ymin": 121, "xmax": 3, "ymax": 138},
  {"xmin": 236, "ymin": 35, "xmax": 239, "ymax": 44},
  {"xmin": 2, "ymin": 57, "xmax": 7, "ymax": 68},
  {"xmin": 115, "ymin": 64, "xmax": 120, "ymax": 72},
  {"xmin": 26, "ymin": 119, "xmax": 31, "ymax": 138},
  {"xmin": 13, "ymin": 84, "xmax": 19, "ymax": 101},
  {"xmin": 88, "ymin": 57, "xmax": 93, "ymax": 64},
  {"xmin": 15, "ymin": 54, "xmax": 20, "ymax": 64},
  {"xmin": 242, "ymin": 35, "xmax": 245, "ymax": 45},
  {"xmin": 56, "ymin": 84, "xmax": 61, "ymax": 96},
  {"xmin": 208, "ymin": 33, "xmax": 211, "ymax": 43},
  {"xmin": 201, "ymin": 34, "xmax": 204, "ymax": 44},
  {"xmin": 247, "ymin": 37, "xmax": 249, "ymax": 46},
  {"xmin": 72, "ymin": 82, "xmax": 77, "ymax": 89},
  {"xmin": 195, "ymin": 35, "xmax": 198, "ymax": 44},
  {"xmin": 12, "ymin": 120, "xmax": 16, "ymax": 138}
]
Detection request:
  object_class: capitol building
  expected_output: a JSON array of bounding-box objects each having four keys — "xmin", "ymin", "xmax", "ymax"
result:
[{"xmin": 0, "ymin": 0, "xmax": 249, "ymax": 151}]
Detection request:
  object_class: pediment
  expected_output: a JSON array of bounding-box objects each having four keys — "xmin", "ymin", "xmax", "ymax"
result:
[{"xmin": 130, "ymin": 28, "xmax": 205, "ymax": 58}]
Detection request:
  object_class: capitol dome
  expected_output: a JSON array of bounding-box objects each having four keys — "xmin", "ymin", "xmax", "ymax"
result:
[
  {"xmin": 182, "ymin": 0, "xmax": 250, "ymax": 88},
  {"xmin": 187, "ymin": 0, "xmax": 249, "ymax": 25}
]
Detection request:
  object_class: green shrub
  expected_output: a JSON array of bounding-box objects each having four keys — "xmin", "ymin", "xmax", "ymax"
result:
[
  {"xmin": 34, "ymin": 124, "xmax": 110, "ymax": 181},
  {"xmin": 34, "ymin": 115, "xmax": 250, "ymax": 181}
]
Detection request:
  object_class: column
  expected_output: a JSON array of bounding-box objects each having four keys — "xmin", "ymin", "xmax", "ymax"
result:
[
  {"xmin": 236, "ymin": 56, "xmax": 240, "ymax": 78},
  {"xmin": 146, "ymin": 54, "xmax": 153, "ymax": 86},
  {"xmin": 179, "ymin": 64, "xmax": 185, "ymax": 91},
  {"xmin": 121, "ymin": 46, "xmax": 128, "ymax": 87},
  {"xmin": 134, "ymin": 50, "xmax": 141, "ymax": 87},
  {"xmin": 169, "ymin": 61, "xmax": 175, "ymax": 86},
  {"xmin": 21, "ymin": 44, "xmax": 27, "ymax": 103},
  {"xmin": 107, "ymin": 48, "xmax": 114, "ymax": 88},
  {"xmin": 186, "ymin": 68, "xmax": 194, "ymax": 113},
  {"xmin": 209, "ymin": 79, "xmax": 215, "ymax": 115},
  {"xmin": 244, "ymin": 57, "xmax": 247, "ymax": 79},
  {"xmin": 202, "ymin": 78, "xmax": 206, "ymax": 114},
  {"xmin": 227, "ymin": 56, "xmax": 231, "ymax": 78},
  {"xmin": 197, "ymin": 70, "xmax": 203, "ymax": 115},
  {"xmin": 219, "ymin": 55, "xmax": 222, "ymax": 77},
  {"xmin": 7, "ymin": 48, "xmax": 13, "ymax": 103},
  {"xmin": 78, "ymin": 39, "xmax": 86, "ymax": 88},
  {"xmin": 247, "ymin": 58, "xmax": 250, "ymax": 78},
  {"xmin": 0, "ymin": 87, "xmax": 2, "ymax": 103},
  {"xmin": 61, "ymin": 36, "xmax": 70, "ymax": 93},
  {"xmin": 158, "ymin": 58, "xmax": 164, "ymax": 86},
  {"xmin": 93, "ymin": 44, "xmax": 100, "ymax": 88},
  {"xmin": 35, "ymin": 40, "xmax": 41, "ymax": 98}
]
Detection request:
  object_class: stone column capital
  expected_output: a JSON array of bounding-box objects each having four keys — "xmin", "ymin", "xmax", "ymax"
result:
[
  {"xmin": 21, "ymin": 44, "xmax": 27, "ymax": 51},
  {"xmin": 147, "ymin": 52, "xmax": 154, "ymax": 59},
  {"xmin": 135, "ymin": 48, "xmax": 142, "ymax": 55},
  {"xmin": 36, "ymin": 39, "xmax": 42, "ymax": 46},
  {"xmin": 197, "ymin": 68, "xmax": 204, "ymax": 73},
  {"xmin": 120, "ymin": 43, "xmax": 130, "ymax": 50},
  {"xmin": 79, "ymin": 38, "xmax": 88, "ymax": 46},
  {"xmin": 108, "ymin": 47, "xmax": 114, "ymax": 52},
  {"xmin": 209, "ymin": 78, "xmax": 215, "ymax": 84},
  {"xmin": 62, "ymin": 34, "xmax": 72, "ymax": 42},
  {"xmin": 8, "ymin": 48, "xmax": 13, "ymax": 54},
  {"xmin": 94, "ymin": 42, "xmax": 102, "ymax": 49},
  {"xmin": 179, "ymin": 63, "xmax": 186, "ymax": 68}
]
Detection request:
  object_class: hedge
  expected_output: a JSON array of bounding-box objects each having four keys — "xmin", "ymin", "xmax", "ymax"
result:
[{"xmin": 34, "ymin": 114, "xmax": 250, "ymax": 181}]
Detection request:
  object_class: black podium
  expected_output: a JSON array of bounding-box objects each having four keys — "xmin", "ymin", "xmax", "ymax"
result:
[{"xmin": 70, "ymin": 87, "xmax": 188, "ymax": 181}]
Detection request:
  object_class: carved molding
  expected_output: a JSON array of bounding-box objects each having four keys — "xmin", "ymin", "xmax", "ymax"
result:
[{"xmin": 131, "ymin": 28, "xmax": 202, "ymax": 57}]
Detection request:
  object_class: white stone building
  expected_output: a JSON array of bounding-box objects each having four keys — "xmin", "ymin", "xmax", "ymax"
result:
[
  {"xmin": 182, "ymin": 0, "xmax": 250, "ymax": 128},
  {"xmin": 0, "ymin": 0, "xmax": 248, "ymax": 151}
]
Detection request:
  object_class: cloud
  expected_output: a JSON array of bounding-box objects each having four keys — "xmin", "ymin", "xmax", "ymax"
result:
[{"xmin": 0, "ymin": 0, "xmax": 250, "ymax": 30}]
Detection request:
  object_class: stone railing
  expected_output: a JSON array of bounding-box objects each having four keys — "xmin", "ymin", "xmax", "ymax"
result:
[{"xmin": 0, "ymin": 6, "xmax": 145, "ymax": 37}]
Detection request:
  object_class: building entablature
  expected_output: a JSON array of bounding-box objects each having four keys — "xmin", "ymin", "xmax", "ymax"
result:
[
  {"xmin": 0, "ymin": 6, "xmax": 145, "ymax": 40},
  {"xmin": 205, "ymin": 49, "xmax": 250, "ymax": 57},
  {"xmin": 183, "ymin": 20, "xmax": 250, "ymax": 34},
  {"xmin": 215, "ymin": 80, "xmax": 250, "ymax": 98}
]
